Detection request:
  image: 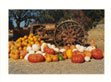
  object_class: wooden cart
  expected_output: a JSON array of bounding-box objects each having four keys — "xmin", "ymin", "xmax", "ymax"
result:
[{"xmin": 30, "ymin": 19, "xmax": 88, "ymax": 46}]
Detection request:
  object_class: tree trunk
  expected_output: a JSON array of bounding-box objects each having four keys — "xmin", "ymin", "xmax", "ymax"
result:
[{"xmin": 16, "ymin": 21, "xmax": 20, "ymax": 29}]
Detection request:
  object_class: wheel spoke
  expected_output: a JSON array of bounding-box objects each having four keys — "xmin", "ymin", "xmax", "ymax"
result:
[
  {"xmin": 63, "ymin": 38, "xmax": 68, "ymax": 41},
  {"xmin": 54, "ymin": 20, "xmax": 88, "ymax": 46}
]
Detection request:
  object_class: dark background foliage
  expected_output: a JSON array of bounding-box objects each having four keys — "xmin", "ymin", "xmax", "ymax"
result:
[{"xmin": 9, "ymin": 10, "xmax": 104, "ymax": 31}]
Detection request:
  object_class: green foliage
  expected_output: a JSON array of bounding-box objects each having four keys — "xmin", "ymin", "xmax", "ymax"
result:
[{"xmin": 84, "ymin": 10, "xmax": 104, "ymax": 26}]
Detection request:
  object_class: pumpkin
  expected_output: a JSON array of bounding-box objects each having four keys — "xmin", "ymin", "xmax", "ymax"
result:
[
  {"xmin": 103, "ymin": 53, "xmax": 104, "ymax": 57},
  {"xmin": 24, "ymin": 50, "xmax": 35, "ymax": 60},
  {"xmin": 32, "ymin": 44, "xmax": 40, "ymax": 51},
  {"xmin": 10, "ymin": 49, "xmax": 20, "ymax": 60},
  {"xmin": 72, "ymin": 51, "xmax": 80, "ymax": 56},
  {"xmin": 70, "ymin": 45, "xmax": 76, "ymax": 50},
  {"xmin": 52, "ymin": 55, "xmax": 59, "ymax": 62},
  {"xmin": 11, "ymin": 54, "xmax": 20, "ymax": 60},
  {"xmin": 76, "ymin": 45, "xmax": 85, "ymax": 52},
  {"xmin": 20, "ymin": 50, "xmax": 28, "ymax": 58},
  {"xmin": 44, "ymin": 54, "xmax": 54, "ymax": 61},
  {"xmin": 91, "ymin": 49, "xmax": 103, "ymax": 59},
  {"xmin": 26, "ymin": 46, "xmax": 32, "ymax": 52},
  {"xmin": 46, "ymin": 56, "xmax": 52, "ymax": 62},
  {"xmin": 63, "ymin": 46, "xmax": 69, "ymax": 50},
  {"xmin": 36, "ymin": 51, "xmax": 43, "ymax": 54},
  {"xmin": 90, "ymin": 43, "xmax": 97, "ymax": 48},
  {"xmin": 71, "ymin": 54, "xmax": 84, "ymax": 63},
  {"xmin": 72, "ymin": 51, "xmax": 85, "ymax": 58},
  {"xmin": 67, "ymin": 44, "xmax": 71, "ymax": 48},
  {"xmin": 63, "ymin": 55, "xmax": 68, "ymax": 60},
  {"xmin": 72, "ymin": 49, "xmax": 78, "ymax": 52},
  {"xmin": 41, "ymin": 43, "xmax": 47, "ymax": 52},
  {"xmin": 50, "ymin": 45, "xmax": 56, "ymax": 49},
  {"xmin": 66, "ymin": 49, "xmax": 72, "ymax": 58},
  {"xmin": 78, "ymin": 52, "xmax": 85, "ymax": 58},
  {"xmin": 24, "ymin": 53, "xmax": 31, "ymax": 60},
  {"xmin": 50, "ymin": 55, "xmax": 55, "ymax": 60},
  {"xmin": 53, "ymin": 48, "xmax": 59, "ymax": 52},
  {"xmin": 47, "ymin": 43, "xmax": 52, "ymax": 48},
  {"xmin": 85, "ymin": 46, "xmax": 96, "ymax": 51},
  {"xmin": 28, "ymin": 54, "xmax": 45, "ymax": 63},
  {"xmin": 84, "ymin": 51, "xmax": 92, "ymax": 58},
  {"xmin": 59, "ymin": 49, "xmax": 66, "ymax": 52},
  {"xmin": 85, "ymin": 56, "xmax": 91, "ymax": 62},
  {"xmin": 44, "ymin": 47, "xmax": 55, "ymax": 55},
  {"xmin": 63, "ymin": 51, "xmax": 68, "ymax": 60}
]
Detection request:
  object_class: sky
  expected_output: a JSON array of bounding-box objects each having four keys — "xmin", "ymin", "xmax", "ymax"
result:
[{"xmin": 13, "ymin": 20, "xmax": 25, "ymax": 27}]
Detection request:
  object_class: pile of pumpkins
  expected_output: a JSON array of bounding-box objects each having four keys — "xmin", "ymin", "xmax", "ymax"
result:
[
  {"xmin": 8, "ymin": 34, "xmax": 104, "ymax": 63},
  {"xmin": 8, "ymin": 33, "xmax": 44, "ymax": 59}
]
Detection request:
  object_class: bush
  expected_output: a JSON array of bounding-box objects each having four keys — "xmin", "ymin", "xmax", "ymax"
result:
[
  {"xmin": 84, "ymin": 10, "xmax": 104, "ymax": 26},
  {"xmin": 58, "ymin": 10, "xmax": 92, "ymax": 31},
  {"xmin": 58, "ymin": 10, "xmax": 104, "ymax": 31}
]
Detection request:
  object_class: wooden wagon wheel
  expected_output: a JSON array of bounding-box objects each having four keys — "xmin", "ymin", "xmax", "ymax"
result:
[{"xmin": 54, "ymin": 19, "xmax": 88, "ymax": 47}]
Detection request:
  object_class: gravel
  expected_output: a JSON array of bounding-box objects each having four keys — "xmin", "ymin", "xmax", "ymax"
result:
[{"xmin": 9, "ymin": 58, "xmax": 104, "ymax": 74}]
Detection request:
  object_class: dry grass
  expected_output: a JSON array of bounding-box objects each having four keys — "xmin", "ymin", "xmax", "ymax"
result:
[{"xmin": 88, "ymin": 25, "xmax": 104, "ymax": 51}]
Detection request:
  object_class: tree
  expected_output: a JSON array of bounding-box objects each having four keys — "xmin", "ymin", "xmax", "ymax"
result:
[
  {"xmin": 9, "ymin": 10, "xmax": 34, "ymax": 29},
  {"xmin": 9, "ymin": 20, "xmax": 14, "ymax": 30},
  {"xmin": 33, "ymin": 10, "xmax": 64, "ymax": 24},
  {"xmin": 9, "ymin": 10, "xmax": 104, "ymax": 30}
]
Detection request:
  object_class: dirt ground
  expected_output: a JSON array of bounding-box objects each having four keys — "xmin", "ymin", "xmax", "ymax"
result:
[{"xmin": 9, "ymin": 25, "xmax": 104, "ymax": 74}]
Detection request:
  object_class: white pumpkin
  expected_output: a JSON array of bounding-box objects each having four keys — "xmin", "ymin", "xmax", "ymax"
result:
[
  {"xmin": 24, "ymin": 53, "xmax": 30, "ymax": 60},
  {"xmin": 77, "ymin": 46, "xmax": 85, "ymax": 52},
  {"xmin": 90, "ymin": 46, "xmax": 96, "ymax": 51},
  {"xmin": 26, "ymin": 46, "xmax": 32, "ymax": 52},
  {"xmin": 24, "ymin": 50, "xmax": 35, "ymax": 60},
  {"xmin": 50, "ymin": 44, "xmax": 56, "ymax": 49},
  {"xmin": 85, "ymin": 56, "xmax": 91, "ymax": 62},
  {"xmin": 29, "ymin": 50, "xmax": 35, "ymax": 54},
  {"xmin": 42, "ymin": 53, "xmax": 46, "ymax": 56},
  {"xmin": 36, "ymin": 51, "xmax": 45, "ymax": 56},
  {"xmin": 85, "ymin": 46, "xmax": 96, "ymax": 51},
  {"xmin": 41, "ymin": 43, "xmax": 47, "ymax": 52},
  {"xmin": 47, "ymin": 43, "xmax": 52, "ymax": 48},
  {"xmin": 32, "ymin": 44, "xmax": 40, "ymax": 51},
  {"xmin": 54, "ymin": 48, "xmax": 59, "ymax": 52},
  {"xmin": 59, "ymin": 49, "xmax": 66, "ymax": 52},
  {"xmin": 36, "ymin": 51, "xmax": 43, "ymax": 54},
  {"xmin": 72, "ymin": 49, "xmax": 78, "ymax": 52},
  {"xmin": 75, "ymin": 44, "xmax": 81, "ymax": 49}
]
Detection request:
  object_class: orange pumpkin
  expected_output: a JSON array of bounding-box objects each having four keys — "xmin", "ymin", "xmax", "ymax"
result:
[
  {"xmin": 46, "ymin": 56, "xmax": 52, "ymax": 62},
  {"xmin": 84, "ymin": 51, "xmax": 92, "ymax": 58},
  {"xmin": 20, "ymin": 50, "xmax": 28, "ymax": 58},
  {"xmin": 71, "ymin": 54, "xmax": 84, "ymax": 63},
  {"xmin": 11, "ymin": 54, "xmax": 20, "ymax": 60},
  {"xmin": 63, "ymin": 51, "xmax": 68, "ymax": 60},
  {"xmin": 70, "ymin": 45, "xmax": 76, "ymax": 50},
  {"xmin": 72, "ymin": 51, "xmax": 85, "ymax": 58},
  {"xmin": 44, "ymin": 47, "xmax": 55, "ymax": 55},
  {"xmin": 52, "ymin": 55, "xmax": 59, "ymax": 61},
  {"xmin": 90, "ymin": 43, "xmax": 97, "ymax": 48},
  {"xmin": 91, "ymin": 49, "xmax": 103, "ymax": 59},
  {"xmin": 28, "ymin": 54, "xmax": 45, "ymax": 63},
  {"xmin": 50, "ymin": 55, "xmax": 54, "ymax": 60},
  {"xmin": 63, "ymin": 55, "xmax": 68, "ymax": 60},
  {"xmin": 63, "ymin": 46, "xmax": 69, "ymax": 50}
]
